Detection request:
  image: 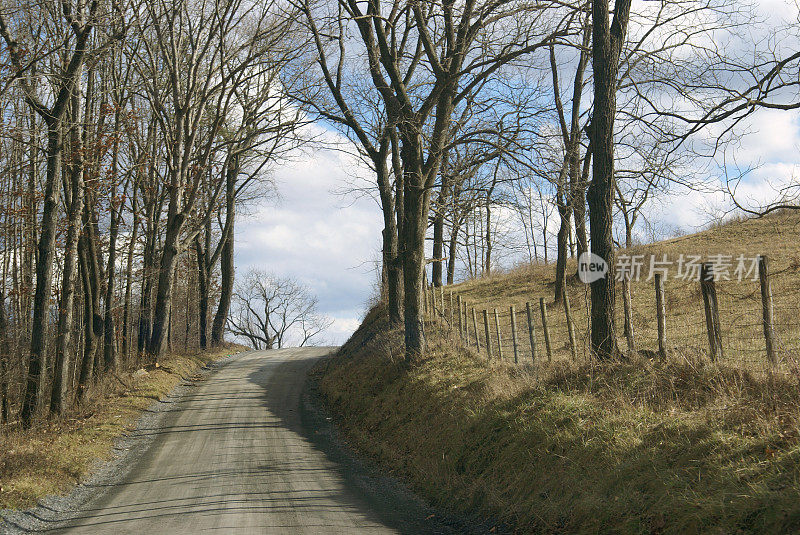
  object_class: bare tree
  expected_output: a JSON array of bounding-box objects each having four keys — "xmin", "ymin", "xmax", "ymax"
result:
[
  {"xmin": 299, "ymin": 0, "xmax": 569, "ymax": 359},
  {"xmin": 587, "ymin": 0, "xmax": 632, "ymax": 360},
  {"xmin": 130, "ymin": 0, "xmax": 301, "ymax": 358},
  {"xmin": 228, "ymin": 269, "xmax": 332, "ymax": 349},
  {"xmin": 0, "ymin": 0, "xmax": 303, "ymax": 427},
  {"xmin": 0, "ymin": 0, "xmax": 122, "ymax": 426},
  {"xmin": 292, "ymin": 3, "xmax": 405, "ymax": 325}
]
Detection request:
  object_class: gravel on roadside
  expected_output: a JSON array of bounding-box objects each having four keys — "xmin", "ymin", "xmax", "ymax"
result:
[{"xmin": 0, "ymin": 354, "xmax": 239, "ymax": 535}]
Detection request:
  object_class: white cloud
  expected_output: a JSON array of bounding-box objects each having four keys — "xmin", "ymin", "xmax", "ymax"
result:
[
  {"xmin": 234, "ymin": 132, "xmax": 382, "ymax": 345},
  {"xmin": 728, "ymin": 109, "xmax": 800, "ymax": 165}
]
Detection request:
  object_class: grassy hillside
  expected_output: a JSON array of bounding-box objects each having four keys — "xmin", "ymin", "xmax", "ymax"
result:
[
  {"xmin": 449, "ymin": 210, "xmax": 800, "ymax": 371},
  {"xmin": 316, "ymin": 211, "xmax": 800, "ymax": 534}
]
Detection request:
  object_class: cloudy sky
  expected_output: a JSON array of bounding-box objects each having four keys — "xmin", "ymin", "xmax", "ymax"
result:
[
  {"xmin": 233, "ymin": 135, "xmax": 384, "ymax": 345},
  {"xmin": 234, "ymin": 2, "xmax": 800, "ymax": 346}
]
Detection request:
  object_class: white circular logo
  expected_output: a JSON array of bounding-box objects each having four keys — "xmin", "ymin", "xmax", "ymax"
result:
[{"xmin": 578, "ymin": 252, "xmax": 608, "ymax": 284}]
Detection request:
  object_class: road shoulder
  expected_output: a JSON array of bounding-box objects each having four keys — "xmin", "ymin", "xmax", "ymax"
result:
[
  {"xmin": 0, "ymin": 353, "xmax": 241, "ymax": 535},
  {"xmin": 302, "ymin": 359, "xmax": 509, "ymax": 535}
]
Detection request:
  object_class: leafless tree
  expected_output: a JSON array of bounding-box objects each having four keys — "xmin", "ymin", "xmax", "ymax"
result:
[
  {"xmin": 0, "ymin": 0, "xmax": 305, "ymax": 428},
  {"xmin": 586, "ymin": 0, "xmax": 632, "ymax": 359},
  {"xmin": 299, "ymin": 0, "xmax": 571, "ymax": 359},
  {"xmin": 228, "ymin": 269, "xmax": 332, "ymax": 349},
  {"xmin": 130, "ymin": 0, "xmax": 303, "ymax": 358},
  {"xmin": 0, "ymin": 0, "xmax": 124, "ymax": 425}
]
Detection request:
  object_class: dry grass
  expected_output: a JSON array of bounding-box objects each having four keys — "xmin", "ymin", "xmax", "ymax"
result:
[
  {"xmin": 444, "ymin": 210, "xmax": 800, "ymax": 373},
  {"xmin": 317, "ymin": 212, "xmax": 800, "ymax": 533},
  {"xmin": 0, "ymin": 344, "xmax": 247, "ymax": 509},
  {"xmin": 317, "ymin": 307, "xmax": 800, "ymax": 533}
]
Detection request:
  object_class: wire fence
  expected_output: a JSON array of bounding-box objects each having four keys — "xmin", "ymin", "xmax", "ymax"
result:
[{"xmin": 424, "ymin": 255, "xmax": 800, "ymax": 377}]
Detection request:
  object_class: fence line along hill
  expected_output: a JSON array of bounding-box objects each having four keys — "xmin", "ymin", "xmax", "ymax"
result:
[{"xmin": 427, "ymin": 210, "xmax": 800, "ymax": 374}]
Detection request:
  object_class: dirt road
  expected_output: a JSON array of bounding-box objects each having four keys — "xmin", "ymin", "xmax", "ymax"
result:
[{"xmin": 41, "ymin": 348, "xmax": 450, "ymax": 534}]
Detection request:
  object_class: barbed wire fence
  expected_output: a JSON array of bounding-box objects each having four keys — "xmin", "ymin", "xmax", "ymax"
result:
[{"xmin": 423, "ymin": 255, "xmax": 799, "ymax": 378}]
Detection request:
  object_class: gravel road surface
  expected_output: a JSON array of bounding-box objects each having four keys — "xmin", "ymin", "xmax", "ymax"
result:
[{"xmin": 3, "ymin": 348, "xmax": 473, "ymax": 534}]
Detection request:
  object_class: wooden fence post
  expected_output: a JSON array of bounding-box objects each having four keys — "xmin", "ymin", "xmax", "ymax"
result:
[
  {"xmin": 457, "ymin": 295, "xmax": 463, "ymax": 339},
  {"xmin": 563, "ymin": 293, "xmax": 577, "ymax": 362},
  {"xmin": 434, "ymin": 285, "xmax": 440, "ymax": 321},
  {"xmin": 540, "ymin": 298, "xmax": 552, "ymax": 361},
  {"xmin": 440, "ymin": 286, "xmax": 445, "ymax": 318},
  {"xmin": 449, "ymin": 291, "xmax": 454, "ymax": 326},
  {"xmin": 472, "ymin": 308, "xmax": 480, "ymax": 351},
  {"xmin": 758, "ymin": 255, "xmax": 777, "ymax": 366},
  {"xmin": 463, "ymin": 300, "xmax": 468, "ymax": 341},
  {"xmin": 494, "ymin": 309, "xmax": 503, "ymax": 359},
  {"xmin": 526, "ymin": 302, "xmax": 537, "ymax": 362},
  {"xmin": 463, "ymin": 302, "xmax": 470, "ymax": 345},
  {"xmin": 431, "ymin": 283, "xmax": 439, "ymax": 323},
  {"xmin": 431, "ymin": 284, "xmax": 437, "ymax": 321},
  {"xmin": 483, "ymin": 310, "xmax": 492, "ymax": 359},
  {"xmin": 700, "ymin": 263, "xmax": 723, "ymax": 361},
  {"xmin": 654, "ymin": 273, "xmax": 667, "ymax": 360},
  {"xmin": 425, "ymin": 283, "xmax": 431, "ymax": 316},
  {"xmin": 510, "ymin": 306, "xmax": 519, "ymax": 364},
  {"xmin": 622, "ymin": 275, "xmax": 635, "ymax": 354},
  {"xmin": 431, "ymin": 284, "xmax": 437, "ymax": 320}
]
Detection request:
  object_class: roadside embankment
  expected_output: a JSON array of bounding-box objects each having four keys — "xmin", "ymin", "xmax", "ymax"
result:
[{"xmin": 316, "ymin": 305, "xmax": 800, "ymax": 533}]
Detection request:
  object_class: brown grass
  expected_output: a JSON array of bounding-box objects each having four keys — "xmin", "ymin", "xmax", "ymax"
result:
[
  {"xmin": 318, "ymin": 306, "xmax": 800, "ymax": 533},
  {"xmin": 317, "ymin": 212, "xmax": 800, "ymax": 533},
  {"xmin": 0, "ymin": 344, "xmax": 247, "ymax": 509},
  {"xmin": 445, "ymin": 210, "xmax": 800, "ymax": 373}
]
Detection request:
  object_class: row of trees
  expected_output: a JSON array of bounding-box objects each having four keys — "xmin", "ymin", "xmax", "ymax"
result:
[
  {"xmin": 1, "ymin": 0, "xmax": 797, "ymax": 427},
  {"xmin": 296, "ymin": 0, "xmax": 794, "ymax": 359},
  {"xmin": 0, "ymin": 0, "xmax": 304, "ymax": 427}
]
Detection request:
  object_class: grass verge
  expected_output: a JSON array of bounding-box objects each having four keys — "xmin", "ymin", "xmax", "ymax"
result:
[
  {"xmin": 0, "ymin": 344, "xmax": 246, "ymax": 509},
  {"xmin": 316, "ymin": 305, "xmax": 800, "ymax": 534}
]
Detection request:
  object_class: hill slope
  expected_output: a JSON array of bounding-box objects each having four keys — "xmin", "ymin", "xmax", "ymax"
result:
[
  {"xmin": 451, "ymin": 209, "xmax": 800, "ymax": 368},
  {"xmin": 315, "ymin": 211, "xmax": 800, "ymax": 534}
]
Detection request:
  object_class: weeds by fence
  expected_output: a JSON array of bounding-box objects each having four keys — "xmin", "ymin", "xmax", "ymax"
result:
[{"xmin": 424, "ymin": 255, "xmax": 800, "ymax": 375}]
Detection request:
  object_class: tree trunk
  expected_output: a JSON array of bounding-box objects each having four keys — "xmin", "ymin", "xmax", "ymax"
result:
[
  {"xmin": 554, "ymin": 178, "xmax": 571, "ymax": 303},
  {"xmin": 573, "ymin": 144, "xmax": 591, "ymax": 262},
  {"xmin": 446, "ymin": 222, "xmax": 459, "ymax": 285},
  {"xmin": 401, "ymin": 182, "xmax": 428, "ymax": 357},
  {"xmin": 376, "ymin": 157, "xmax": 402, "ymax": 324},
  {"xmin": 211, "ymin": 161, "xmax": 236, "ymax": 346},
  {"xmin": 625, "ymin": 213, "xmax": 633, "ymax": 248},
  {"xmin": 51, "ymin": 85, "xmax": 85, "ymax": 414},
  {"xmin": 570, "ymin": 24, "xmax": 591, "ymax": 266},
  {"xmin": 52, "ymin": 206, "xmax": 79, "ymax": 412},
  {"xmin": 484, "ymin": 203, "xmax": 492, "ymax": 275},
  {"xmin": 196, "ymin": 238, "xmax": 209, "ymax": 349},
  {"xmin": 587, "ymin": 0, "xmax": 632, "ymax": 359},
  {"xmin": 431, "ymin": 179, "xmax": 449, "ymax": 287},
  {"xmin": 0, "ymin": 291, "xmax": 8, "ymax": 424},
  {"xmin": 382, "ymin": 225, "xmax": 403, "ymax": 323},
  {"xmin": 21, "ymin": 110, "xmax": 38, "ymax": 335},
  {"xmin": 122, "ymin": 187, "xmax": 138, "ymax": 363},
  {"xmin": 399, "ymin": 130, "xmax": 431, "ymax": 358},
  {"xmin": 102, "ymin": 111, "xmax": 123, "ymax": 373},
  {"xmin": 103, "ymin": 197, "xmax": 120, "ymax": 373},
  {"xmin": 138, "ymin": 128, "xmax": 158, "ymax": 354},
  {"xmin": 137, "ymin": 197, "xmax": 156, "ymax": 353},
  {"xmin": 148, "ymin": 202, "xmax": 185, "ymax": 358},
  {"xmin": 573, "ymin": 190, "xmax": 587, "ymax": 256},
  {"xmin": 77, "ymin": 232, "xmax": 102, "ymax": 400},
  {"xmin": 20, "ymin": 123, "xmax": 63, "ymax": 427}
]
